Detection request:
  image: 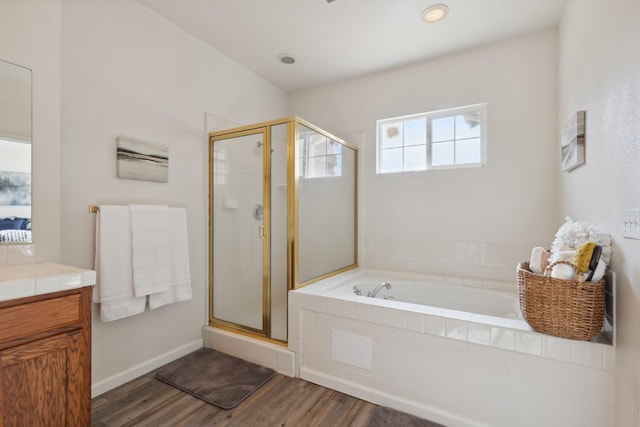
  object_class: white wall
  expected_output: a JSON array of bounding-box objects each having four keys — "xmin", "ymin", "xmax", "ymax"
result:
[
  {"xmin": 559, "ymin": 1, "xmax": 640, "ymax": 425},
  {"xmin": 290, "ymin": 30, "xmax": 560, "ymax": 282},
  {"xmin": 59, "ymin": 0, "xmax": 287, "ymax": 393},
  {"xmin": 0, "ymin": 0, "xmax": 62, "ymax": 261},
  {"xmin": 0, "ymin": 59, "xmax": 31, "ymax": 141},
  {"xmin": 0, "ymin": 140, "xmax": 30, "ymax": 173}
]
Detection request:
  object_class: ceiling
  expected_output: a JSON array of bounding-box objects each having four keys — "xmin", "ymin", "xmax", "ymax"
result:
[{"xmin": 139, "ymin": 0, "xmax": 567, "ymax": 92}]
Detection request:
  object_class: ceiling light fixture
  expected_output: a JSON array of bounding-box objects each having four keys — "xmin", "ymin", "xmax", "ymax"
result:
[
  {"xmin": 422, "ymin": 4, "xmax": 449, "ymax": 23},
  {"xmin": 277, "ymin": 54, "xmax": 296, "ymax": 65}
]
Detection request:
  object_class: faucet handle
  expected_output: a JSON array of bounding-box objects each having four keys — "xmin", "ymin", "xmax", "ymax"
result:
[{"xmin": 353, "ymin": 286, "xmax": 362, "ymax": 296}]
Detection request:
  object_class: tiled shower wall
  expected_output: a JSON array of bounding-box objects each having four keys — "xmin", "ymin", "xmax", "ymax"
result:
[{"xmin": 361, "ymin": 237, "xmax": 546, "ymax": 283}]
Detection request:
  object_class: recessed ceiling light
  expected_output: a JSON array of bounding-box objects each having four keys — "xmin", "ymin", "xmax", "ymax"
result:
[
  {"xmin": 277, "ymin": 54, "xmax": 296, "ymax": 65},
  {"xmin": 422, "ymin": 4, "xmax": 449, "ymax": 23}
]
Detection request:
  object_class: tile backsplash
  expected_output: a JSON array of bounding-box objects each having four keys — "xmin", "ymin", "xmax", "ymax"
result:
[
  {"xmin": 362, "ymin": 237, "xmax": 544, "ymax": 282},
  {"xmin": 0, "ymin": 244, "xmax": 36, "ymax": 266}
]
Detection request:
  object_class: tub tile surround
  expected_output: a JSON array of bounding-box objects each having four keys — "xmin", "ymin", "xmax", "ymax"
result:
[
  {"xmin": 290, "ymin": 269, "xmax": 615, "ymax": 426},
  {"xmin": 291, "ymin": 268, "xmax": 615, "ymax": 372},
  {"xmin": 362, "ymin": 237, "xmax": 545, "ymax": 284}
]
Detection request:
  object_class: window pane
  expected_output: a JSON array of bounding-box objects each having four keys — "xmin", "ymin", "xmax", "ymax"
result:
[
  {"xmin": 455, "ymin": 138, "xmax": 481, "ymax": 164},
  {"xmin": 403, "ymin": 118, "xmax": 426, "ymax": 147},
  {"xmin": 326, "ymin": 154, "xmax": 342, "ymax": 176},
  {"xmin": 328, "ymin": 139, "xmax": 342, "ymax": 155},
  {"xmin": 380, "ymin": 148, "xmax": 403, "ymax": 173},
  {"xmin": 308, "ymin": 156, "xmax": 326, "ymax": 178},
  {"xmin": 432, "ymin": 116, "xmax": 455, "ymax": 142},
  {"xmin": 308, "ymin": 134, "xmax": 327, "ymax": 156},
  {"xmin": 432, "ymin": 141, "xmax": 454, "ymax": 166},
  {"xmin": 455, "ymin": 113, "xmax": 481, "ymax": 139},
  {"xmin": 377, "ymin": 104, "xmax": 485, "ymax": 174},
  {"xmin": 380, "ymin": 121, "xmax": 403, "ymax": 149},
  {"xmin": 404, "ymin": 145, "xmax": 426, "ymax": 171}
]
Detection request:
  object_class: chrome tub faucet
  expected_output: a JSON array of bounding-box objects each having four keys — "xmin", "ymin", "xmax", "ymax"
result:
[{"xmin": 367, "ymin": 282, "xmax": 391, "ymax": 298}]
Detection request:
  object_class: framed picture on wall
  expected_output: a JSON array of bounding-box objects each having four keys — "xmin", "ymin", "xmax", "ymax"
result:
[
  {"xmin": 561, "ymin": 110, "xmax": 586, "ymax": 172},
  {"xmin": 116, "ymin": 136, "xmax": 169, "ymax": 183}
]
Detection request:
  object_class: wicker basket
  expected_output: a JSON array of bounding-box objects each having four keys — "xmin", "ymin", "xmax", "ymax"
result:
[{"xmin": 517, "ymin": 261, "xmax": 605, "ymax": 341}]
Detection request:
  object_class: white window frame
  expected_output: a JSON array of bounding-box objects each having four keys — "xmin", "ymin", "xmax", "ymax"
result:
[{"xmin": 376, "ymin": 103, "xmax": 487, "ymax": 174}]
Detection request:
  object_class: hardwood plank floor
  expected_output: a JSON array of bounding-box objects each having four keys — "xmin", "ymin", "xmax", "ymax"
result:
[{"xmin": 92, "ymin": 368, "xmax": 378, "ymax": 427}]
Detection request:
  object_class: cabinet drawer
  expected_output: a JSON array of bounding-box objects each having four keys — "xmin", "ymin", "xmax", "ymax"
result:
[{"xmin": 0, "ymin": 294, "xmax": 81, "ymax": 344}]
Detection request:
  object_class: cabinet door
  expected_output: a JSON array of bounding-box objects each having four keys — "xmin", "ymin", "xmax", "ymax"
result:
[{"xmin": 0, "ymin": 333, "xmax": 77, "ymax": 427}]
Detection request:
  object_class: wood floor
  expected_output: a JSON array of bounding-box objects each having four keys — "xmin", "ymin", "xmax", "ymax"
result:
[{"xmin": 91, "ymin": 369, "xmax": 378, "ymax": 427}]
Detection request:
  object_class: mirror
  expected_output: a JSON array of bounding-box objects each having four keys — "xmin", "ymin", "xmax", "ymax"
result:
[{"xmin": 0, "ymin": 59, "xmax": 32, "ymax": 243}]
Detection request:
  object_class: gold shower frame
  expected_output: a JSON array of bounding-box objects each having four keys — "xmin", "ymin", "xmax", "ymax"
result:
[{"xmin": 208, "ymin": 117, "xmax": 358, "ymax": 344}]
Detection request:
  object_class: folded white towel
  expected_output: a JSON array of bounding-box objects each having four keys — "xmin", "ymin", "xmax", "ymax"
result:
[
  {"xmin": 94, "ymin": 205, "xmax": 146, "ymax": 322},
  {"xmin": 549, "ymin": 250, "xmax": 576, "ymax": 280},
  {"xmin": 130, "ymin": 205, "xmax": 171, "ymax": 297},
  {"xmin": 149, "ymin": 207, "xmax": 192, "ymax": 309},
  {"xmin": 529, "ymin": 247, "xmax": 550, "ymax": 274}
]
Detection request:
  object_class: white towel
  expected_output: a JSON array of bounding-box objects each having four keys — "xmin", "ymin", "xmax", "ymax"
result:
[
  {"xmin": 549, "ymin": 250, "xmax": 577, "ymax": 280},
  {"xmin": 149, "ymin": 207, "xmax": 192, "ymax": 309},
  {"xmin": 130, "ymin": 205, "xmax": 171, "ymax": 297},
  {"xmin": 94, "ymin": 205, "xmax": 146, "ymax": 322}
]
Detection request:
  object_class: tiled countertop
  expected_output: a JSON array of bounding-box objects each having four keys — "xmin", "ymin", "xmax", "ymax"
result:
[{"xmin": 0, "ymin": 262, "xmax": 96, "ymax": 302}]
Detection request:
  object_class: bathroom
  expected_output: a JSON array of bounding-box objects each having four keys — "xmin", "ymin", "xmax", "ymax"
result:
[{"xmin": 0, "ymin": 0, "xmax": 638, "ymax": 426}]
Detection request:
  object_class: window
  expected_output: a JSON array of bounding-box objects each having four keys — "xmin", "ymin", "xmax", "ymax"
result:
[
  {"xmin": 298, "ymin": 124, "xmax": 343, "ymax": 178},
  {"xmin": 377, "ymin": 103, "xmax": 486, "ymax": 174},
  {"xmin": 212, "ymin": 146, "xmax": 227, "ymax": 186}
]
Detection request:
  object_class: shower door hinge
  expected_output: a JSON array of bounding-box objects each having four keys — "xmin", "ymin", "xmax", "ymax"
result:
[{"xmin": 258, "ymin": 226, "xmax": 265, "ymax": 239}]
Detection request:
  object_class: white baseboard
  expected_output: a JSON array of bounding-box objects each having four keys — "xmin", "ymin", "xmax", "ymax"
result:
[
  {"xmin": 300, "ymin": 367, "xmax": 483, "ymax": 427},
  {"xmin": 91, "ymin": 339, "xmax": 203, "ymax": 398}
]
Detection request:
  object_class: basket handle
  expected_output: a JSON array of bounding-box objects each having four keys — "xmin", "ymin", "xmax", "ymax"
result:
[{"xmin": 543, "ymin": 260, "xmax": 585, "ymax": 282}]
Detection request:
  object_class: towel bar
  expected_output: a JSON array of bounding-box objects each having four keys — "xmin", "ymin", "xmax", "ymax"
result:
[{"xmin": 89, "ymin": 204, "xmax": 180, "ymax": 213}]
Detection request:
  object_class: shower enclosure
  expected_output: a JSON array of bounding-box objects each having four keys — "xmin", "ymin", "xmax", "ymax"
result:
[{"xmin": 209, "ymin": 117, "xmax": 357, "ymax": 343}]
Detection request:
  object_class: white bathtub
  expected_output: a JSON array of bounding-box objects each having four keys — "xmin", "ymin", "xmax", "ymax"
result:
[
  {"xmin": 341, "ymin": 277, "xmax": 520, "ymax": 319},
  {"xmin": 289, "ymin": 268, "xmax": 614, "ymax": 427}
]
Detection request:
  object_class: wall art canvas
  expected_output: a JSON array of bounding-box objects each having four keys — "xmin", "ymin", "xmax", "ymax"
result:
[
  {"xmin": 117, "ymin": 136, "xmax": 169, "ymax": 183},
  {"xmin": 0, "ymin": 171, "xmax": 31, "ymax": 205},
  {"xmin": 561, "ymin": 110, "xmax": 586, "ymax": 172}
]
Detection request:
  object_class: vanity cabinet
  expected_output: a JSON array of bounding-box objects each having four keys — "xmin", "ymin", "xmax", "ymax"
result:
[{"xmin": 0, "ymin": 286, "xmax": 92, "ymax": 426}]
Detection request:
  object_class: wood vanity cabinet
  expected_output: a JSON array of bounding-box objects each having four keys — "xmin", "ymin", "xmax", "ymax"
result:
[{"xmin": 0, "ymin": 286, "xmax": 92, "ymax": 426}]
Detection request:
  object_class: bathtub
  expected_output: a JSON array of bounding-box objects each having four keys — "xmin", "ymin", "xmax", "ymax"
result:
[
  {"xmin": 339, "ymin": 276, "xmax": 520, "ymax": 319},
  {"xmin": 289, "ymin": 268, "xmax": 614, "ymax": 427}
]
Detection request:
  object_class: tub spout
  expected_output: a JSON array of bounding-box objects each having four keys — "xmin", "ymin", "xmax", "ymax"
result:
[{"xmin": 367, "ymin": 282, "xmax": 391, "ymax": 298}]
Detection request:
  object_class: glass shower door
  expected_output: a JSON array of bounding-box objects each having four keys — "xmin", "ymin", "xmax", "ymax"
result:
[{"xmin": 212, "ymin": 130, "xmax": 268, "ymax": 334}]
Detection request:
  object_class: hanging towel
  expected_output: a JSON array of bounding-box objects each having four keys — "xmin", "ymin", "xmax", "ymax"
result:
[
  {"xmin": 94, "ymin": 205, "xmax": 146, "ymax": 322},
  {"xmin": 149, "ymin": 207, "xmax": 192, "ymax": 309},
  {"xmin": 130, "ymin": 204, "xmax": 171, "ymax": 297}
]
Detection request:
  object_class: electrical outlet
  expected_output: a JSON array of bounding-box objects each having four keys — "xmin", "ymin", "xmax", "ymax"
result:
[{"xmin": 622, "ymin": 209, "xmax": 640, "ymax": 239}]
